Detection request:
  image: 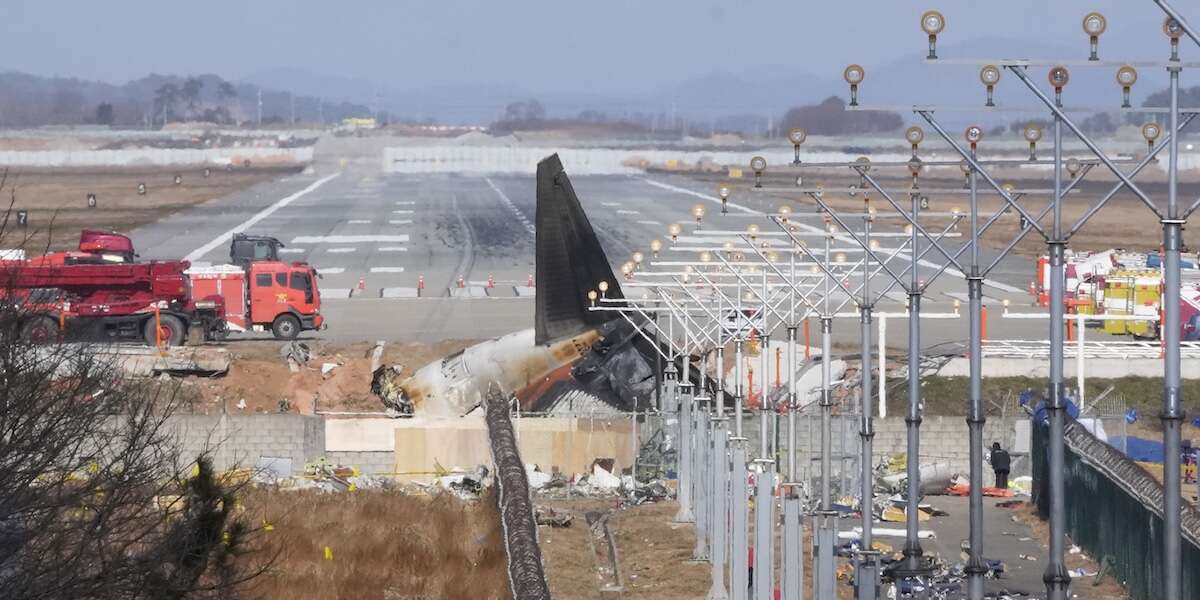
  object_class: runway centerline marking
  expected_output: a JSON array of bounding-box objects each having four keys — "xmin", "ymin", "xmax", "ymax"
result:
[
  {"xmin": 292, "ymin": 234, "xmax": 410, "ymax": 244},
  {"xmin": 185, "ymin": 172, "xmax": 340, "ymax": 261},
  {"xmin": 484, "ymin": 177, "xmax": 535, "ymax": 236},
  {"xmin": 378, "ymin": 246, "xmax": 408, "ymax": 252},
  {"xmin": 370, "ymin": 267, "xmax": 406, "ymax": 273},
  {"xmin": 348, "ymin": 219, "xmax": 372, "ymax": 224},
  {"xmin": 327, "ymin": 247, "xmax": 357, "ymax": 253},
  {"xmin": 315, "ymin": 267, "xmax": 345, "ymax": 274},
  {"xmin": 392, "ymin": 210, "xmax": 414, "ymax": 214},
  {"xmin": 388, "ymin": 219, "xmax": 413, "ymax": 225}
]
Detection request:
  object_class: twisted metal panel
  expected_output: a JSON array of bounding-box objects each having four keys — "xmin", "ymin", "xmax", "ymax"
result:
[{"xmin": 485, "ymin": 383, "xmax": 552, "ymax": 600}]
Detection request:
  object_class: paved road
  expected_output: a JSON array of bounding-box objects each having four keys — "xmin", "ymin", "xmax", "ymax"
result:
[{"xmin": 129, "ymin": 136, "xmax": 1106, "ymax": 347}]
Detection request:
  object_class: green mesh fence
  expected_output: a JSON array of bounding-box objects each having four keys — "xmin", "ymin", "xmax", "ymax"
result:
[{"xmin": 1032, "ymin": 417, "xmax": 1200, "ymax": 599}]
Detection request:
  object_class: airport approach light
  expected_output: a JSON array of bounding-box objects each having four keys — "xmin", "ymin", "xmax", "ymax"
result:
[
  {"xmin": 692, "ymin": 204, "xmax": 706, "ymax": 227},
  {"xmin": 588, "ymin": 289, "xmax": 598, "ymax": 307},
  {"xmin": 980, "ymin": 65, "xmax": 1001, "ymax": 107},
  {"xmin": 1066, "ymin": 157, "xmax": 1081, "ymax": 179},
  {"xmin": 632, "ymin": 251, "xmax": 644, "ymax": 270},
  {"xmin": 835, "ymin": 252, "xmax": 847, "ymax": 264},
  {"xmin": 723, "ymin": 241, "xmax": 735, "ymax": 255},
  {"xmin": 905, "ymin": 126, "xmax": 925, "ymax": 156},
  {"xmin": 964, "ymin": 125, "xmax": 983, "ymax": 149},
  {"xmin": 1117, "ymin": 65, "xmax": 1138, "ymax": 108},
  {"xmin": 650, "ymin": 239, "xmax": 663, "ymax": 257},
  {"xmin": 700, "ymin": 250, "xmax": 712, "ymax": 263},
  {"xmin": 668, "ymin": 223, "xmax": 682, "ymax": 244},
  {"xmin": 1165, "ymin": 17, "xmax": 1184, "ymax": 59},
  {"xmin": 788, "ymin": 128, "xmax": 807, "ymax": 164},
  {"xmin": 1082, "ymin": 12, "xmax": 1107, "ymax": 61},
  {"xmin": 719, "ymin": 185, "xmax": 731, "ymax": 214},
  {"xmin": 778, "ymin": 205, "xmax": 793, "ymax": 223},
  {"xmin": 1024, "ymin": 123, "xmax": 1044, "ymax": 161},
  {"xmin": 1143, "ymin": 122, "xmax": 1162, "ymax": 154},
  {"xmin": 598, "ymin": 280, "xmax": 610, "ymax": 296},
  {"xmin": 750, "ymin": 156, "xmax": 767, "ymax": 188},
  {"xmin": 921, "ymin": 10, "xmax": 945, "ymax": 59},
  {"xmin": 844, "ymin": 64, "xmax": 865, "ymax": 106},
  {"xmin": 747, "ymin": 223, "xmax": 760, "ymax": 241},
  {"xmin": 1049, "ymin": 65, "xmax": 1071, "ymax": 106}
]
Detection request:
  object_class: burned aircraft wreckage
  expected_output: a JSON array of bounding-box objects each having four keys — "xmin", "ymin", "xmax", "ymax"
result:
[{"xmin": 372, "ymin": 154, "xmax": 685, "ymax": 416}]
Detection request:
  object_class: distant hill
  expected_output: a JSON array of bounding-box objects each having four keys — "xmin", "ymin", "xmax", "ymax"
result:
[{"xmin": 0, "ymin": 71, "xmax": 371, "ymax": 128}]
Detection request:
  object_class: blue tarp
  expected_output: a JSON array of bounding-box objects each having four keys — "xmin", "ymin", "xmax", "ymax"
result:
[
  {"xmin": 1109, "ymin": 436, "xmax": 1165, "ymax": 463},
  {"xmin": 1145, "ymin": 253, "xmax": 1198, "ymax": 270}
]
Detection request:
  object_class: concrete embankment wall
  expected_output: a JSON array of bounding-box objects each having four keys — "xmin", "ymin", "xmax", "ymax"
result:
[
  {"xmin": 165, "ymin": 413, "xmax": 1028, "ymax": 481},
  {"xmin": 0, "ymin": 146, "xmax": 313, "ymax": 168}
]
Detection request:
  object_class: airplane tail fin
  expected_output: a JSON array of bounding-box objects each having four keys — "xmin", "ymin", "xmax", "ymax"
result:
[{"xmin": 535, "ymin": 154, "xmax": 623, "ymax": 345}]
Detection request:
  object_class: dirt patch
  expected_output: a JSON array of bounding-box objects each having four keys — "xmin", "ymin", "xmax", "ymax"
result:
[
  {"xmin": 182, "ymin": 339, "xmax": 478, "ymax": 415},
  {"xmin": 1011, "ymin": 503, "xmax": 1131, "ymax": 598},
  {"xmin": 242, "ymin": 487, "xmax": 511, "ymax": 600},
  {"xmin": 0, "ymin": 166, "xmax": 296, "ymax": 252}
]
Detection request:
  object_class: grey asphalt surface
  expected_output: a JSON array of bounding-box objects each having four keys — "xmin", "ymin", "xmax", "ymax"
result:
[{"xmin": 128, "ymin": 135, "xmax": 1090, "ymax": 346}]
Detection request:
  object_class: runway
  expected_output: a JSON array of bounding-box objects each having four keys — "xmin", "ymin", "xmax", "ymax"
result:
[{"xmin": 130, "ymin": 136, "xmax": 1091, "ymax": 347}]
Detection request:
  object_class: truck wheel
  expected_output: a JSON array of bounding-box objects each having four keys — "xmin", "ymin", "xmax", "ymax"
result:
[
  {"xmin": 271, "ymin": 314, "xmax": 301, "ymax": 340},
  {"xmin": 20, "ymin": 315, "xmax": 58, "ymax": 344},
  {"xmin": 143, "ymin": 315, "xmax": 185, "ymax": 347}
]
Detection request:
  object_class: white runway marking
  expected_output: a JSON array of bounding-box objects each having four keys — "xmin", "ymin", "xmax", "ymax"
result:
[
  {"xmin": 637, "ymin": 220, "xmax": 662, "ymax": 226},
  {"xmin": 388, "ymin": 219, "xmax": 413, "ymax": 225},
  {"xmin": 642, "ymin": 177, "xmax": 1024, "ymax": 295},
  {"xmin": 392, "ymin": 210, "xmax": 414, "ymax": 214},
  {"xmin": 378, "ymin": 246, "xmax": 408, "ymax": 252},
  {"xmin": 395, "ymin": 201, "xmax": 416, "ymax": 205},
  {"xmin": 602, "ymin": 201, "xmax": 622, "ymax": 207},
  {"xmin": 292, "ymin": 234, "xmax": 410, "ymax": 244},
  {"xmin": 348, "ymin": 219, "xmax": 372, "ymax": 224},
  {"xmin": 316, "ymin": 267, "xmax": 345, "ymax": 274},
  {"xmin": 370, "ymin": 267, "xmax": 406, "ymax": 273},
  {"xmin": 279, "ymin": 248, "xmax": 306, "ymax": 254},
  {"xmin": 327, "ymin": 247, "xmax": 357, "ymax": 254},
  {"xmin": 616, "ymin": 209, "xmax": 641, "ymax": 215},
  {"xmin": 185, "ymin": 173, "xmax": 340, "ymax": 261},
  {"xmin": 484, "ymin": 177, "xmax": 536, "ymax": 236}
]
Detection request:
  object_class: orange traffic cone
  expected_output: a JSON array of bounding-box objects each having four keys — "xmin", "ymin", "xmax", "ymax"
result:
[
  {"xmin": 457, "ymin": 275, "xmax": 465, "ymax": 289},
  {"xmin": 487, "ymin": 274, "xmax": 495, "ymax": 288},
  {"xmin": 527, "ymin": 273, "xmax": 534, "ymax": 287},
  {"xmin": 357, "ymin": 277, "xmax": 366, "ymax": 291},
  {"xmin": 417, "ymin": 275, "xmax": 425, "ymax": 290}
]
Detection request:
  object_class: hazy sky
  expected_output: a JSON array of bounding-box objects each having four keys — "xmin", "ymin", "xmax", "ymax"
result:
[{"xmin": 3, "ymin": 1, "xmax": 1183, "ymax": 92}]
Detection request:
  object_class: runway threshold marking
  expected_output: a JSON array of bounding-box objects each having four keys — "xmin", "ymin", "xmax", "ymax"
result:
[
  {"xmin": 641, "ymin": 177, "xmax": 1023, "ymax": 295},
  {"xmin": 185, "ymin": 172, "xmax": 340, "ymax": 261}
]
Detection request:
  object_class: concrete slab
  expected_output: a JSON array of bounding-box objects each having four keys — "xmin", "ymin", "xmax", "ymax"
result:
[
  {"xmin": 320, "ymin": 288, "xmax": 353, "ymax": 299},
  {"xmin": 381, "ymin": 287, "xmax": 420, "ymax": 299}
]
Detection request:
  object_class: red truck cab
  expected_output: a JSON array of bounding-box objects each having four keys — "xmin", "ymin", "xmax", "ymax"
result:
[{"xmin": 246, "ymin": 261, "xmax": 323, "ymax": 338}]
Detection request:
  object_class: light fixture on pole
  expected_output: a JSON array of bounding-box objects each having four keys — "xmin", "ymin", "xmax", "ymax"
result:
[
  {"xmin": 959, "ymin": 159, "xmax": 971, "ymax": 189},
  {"xmin": 964, "ymin": 125, "xmax": 984, "ymax": 152},
  {"xmin": 1066, "ymin": 157, "xmax": 1081, "ymax": 180},
  {"xmin": 920, "ymin": 10, "xmax": 945, "ymax": 59},
  {"xmin": 907, "ymin": 157, "xmax": 923, "ymax": 190},
  {"xmin": 1082, "ymin": 11, "xmax": 1107, "ymax": 61},
  {"xmin": 588, "ymin": 289, "xmax": 598, "ymax": 307},
  {"xmin": 788, "ymin": 128, "xmax": 807, "ymax": 165},
  {"xmin": 1116, "ymin": 65, "xmax": 1138, "ymax": 108},
  {"xmin": 719, "ymin": 185, "xmax": 731, "ymax": 214},
  {"xmin": 692, "ymin": 203, "xmax": 706, "ymax": 228},
  {"xmin": 1024, "ymin": 123, "xmax": 1043, "ymax": 161},
  {"xmin": 778, "ymin": 205, "xmax": 792, "ymax": 223},
  {"xmin": 650, "ymin": 238, "xmax": 663, "ymax": 258},
  {"xmin": 668, "ymin": 223, "xmax": 682, "ymax": 244},
  {"xmin": 747, "ymin": 223, "xmax": 760, "ymax": 241},
  {"xmin": 905, "ymin": 126, "xmax": 924, "ymax": 157},
  {"xmin": 632, "ymin": 251, "xmax": 645, "ymax": 271},
  {"xmin": 1142, "ymin": 122, "xmax": 1162, "ymax": 156},
  {"xmin": 844, "ymin": 64, "xmax": 865, "ymax": 106},
  {"xmin": 1165, "ymin": 17, "xmax": 1184, "ymax": 60},
  {"xmin": 979, "ymin": 64, "xmax": 1001, "ymax": 107},
  {"xmin": 750, "ymin": 156, "xmax": 767, "ymax": 188},
  {"xmin": 598, "ymin": 280, "xmax": 610, "ymax": 297},
  {"xmin": 1048, "ymin": 65, "xmax": 1070, "ymax": 107}
]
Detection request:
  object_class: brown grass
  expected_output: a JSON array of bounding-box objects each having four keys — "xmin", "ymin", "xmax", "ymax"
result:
[
  {"xmin": 240, "ymin": 488, "xmax": 511, "ymax": 600},
  {"xmin": 1012, "ymin": 503, "xmax": 1132, "ymax": 598},
  {"xmin": 0, "ymin": 167, "xmax": 293, "ymax": 252}
]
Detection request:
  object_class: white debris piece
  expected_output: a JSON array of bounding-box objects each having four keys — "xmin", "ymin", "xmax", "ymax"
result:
[{"xmin": 590, "ymin": 464, "xmax": 621, "ymax": 489}]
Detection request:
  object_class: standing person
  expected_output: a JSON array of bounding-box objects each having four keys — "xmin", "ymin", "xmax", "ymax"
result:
[{"xmin": 990, "ymin": 442, "xmax": 1011, "ymax": 489}]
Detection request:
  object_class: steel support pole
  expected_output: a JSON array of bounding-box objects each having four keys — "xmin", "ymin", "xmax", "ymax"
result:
[
  {"xmin": 695, "ymin": 396, "xmax": 711, "ymax": 560},
  {"xmin": 966, "ymin": 147, "xmax": 987, "ymax": 600},
  {"xmin": 898, "ymin": 291, "xmax": 927, "ymax": 577},
  {"xmin": 782, "ymin": 493, "xmax": 803, "ymax": 600},
  {"xmin": 731, "ymin": 442, "xmax": 750, "ymax": 600},
  {"xmin": 761, "ymin": 334, "xmax": 772, "ymax": 460},
  {"xmin": 817, "ymin": 316, "xmax": 835, "ymax": 597},
  {"xmin": 1162, "ymin": 60, "xmax": 1185, "ymax": 600},
  {"xmin": 676, "ymin": 375, "xmax": 695, "ymax": 522},
  {"xmin": 856, "ymin": 305, "xmax": 877, "ymax": 600},
  {"xmin": 754, "ymin": 459, "xmax": 775, "ymax": 600},
  {"xmin": 1044, "ymin": 113, "xmax": 1071, "ymax": 600},
  {"xmin": 736, "ymin": 340, "xmax": 745, "ymax": 438},
  {"xmin": 709, "ymin": 418, "xmax": 730, "ymax": 600}
]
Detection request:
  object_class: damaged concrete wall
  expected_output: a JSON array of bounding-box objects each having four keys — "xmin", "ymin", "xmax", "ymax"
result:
[{"xmin": 166, "ymin": 414, "xmax": 325, "ymax": 474}]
